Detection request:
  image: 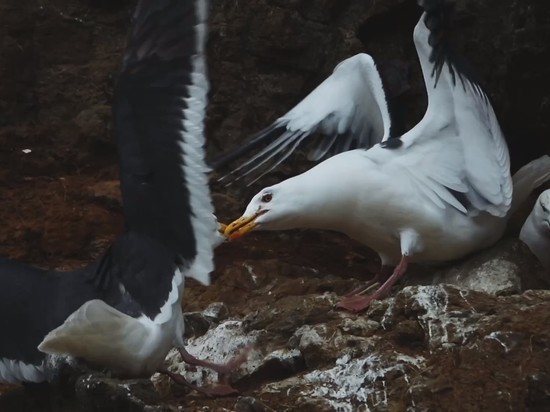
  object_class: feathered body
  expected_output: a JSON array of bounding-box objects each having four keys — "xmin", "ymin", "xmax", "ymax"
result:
[
  {"xmin": 520, "ymin": 189, "xmax": 550, "ymax": 270},
  {"xmin": 222, "ymin": 0, "xmax": 550, "ymax": 311},
  {"xmin": 0, "ymin": 0, "xmax": 215, "ymax": 383}
]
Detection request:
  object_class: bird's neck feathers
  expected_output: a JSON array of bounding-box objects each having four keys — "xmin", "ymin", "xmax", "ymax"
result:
[{"xmin": 275, "ymin": 173, "xmax": 356, "ymax": 232}]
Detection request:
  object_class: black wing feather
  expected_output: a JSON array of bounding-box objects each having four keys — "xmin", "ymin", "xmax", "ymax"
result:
[
  {"xmin": 114, "ymin": 0, "xmax": 201, "ymax": 262},
  {"xmin": 419, "ymin": 0, "xmax": 487, "ymax": 98}
]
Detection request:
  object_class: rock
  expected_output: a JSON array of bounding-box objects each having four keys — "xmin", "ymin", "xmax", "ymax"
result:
[
  {"xmin": 154, "ymin": 320, "xmax": 265, "ymax": 392},
  {"xmin": 294, "ymin": 353, "xmax": 423, "ymax": 412},
  {"xmin": 202, "ymin": 302, "xmax": 231, "ymax": 323},
  {"xmin": 234, "ymin": 396, "xmax": 276, "ymax": 412},
  {"xmin": 182, "ymin": 311, "xmax": 214, "ymax": 339},
  {"xmin": 75, "ymin": 375, "xmax": 171, "ymax": 412},
  {"xmin": 183, "ymin": 302, "xmax": 231, "ymax": 339},
  {"xmin": 153, "ymin": 283, "xmax": 550, "ymax": 410},
  {"xmin": 441, "ymin": 258, "xmax": 522, "ymax": 295},
  {"xmin": 1, "ymin": 0, "xmax": 550, "ymax": 411},
  {"xmin": 245, "ymin": 348, "xmax": 305, "ymax": 384},
  {"xmin": 406, "ymin": 238, "xmax": 550, "ymax": 294},
  {"xmin": 290, "ymin": 324, "xmax": 337, "ymax": 369},
  {"xmin": 255, "ymin": 286, "xmax": 550, "ymax": 411}
]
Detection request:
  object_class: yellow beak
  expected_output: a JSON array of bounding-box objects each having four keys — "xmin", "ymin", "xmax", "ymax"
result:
[{"xmin": 223, "ymin": 212, "xmax": 262, "ymax": 240}]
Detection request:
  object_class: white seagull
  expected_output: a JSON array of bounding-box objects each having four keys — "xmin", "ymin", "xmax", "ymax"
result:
[
  {"xmin": 220, "ymin": 0, "xmax": 550, "ymax": 312},
  {"xmin": 0, "ymin": 0, "xmax": 242, "ymax": 395},
  {"xmin": 520, "ymin": 189, "xmax": 550, "ymax": 271}
]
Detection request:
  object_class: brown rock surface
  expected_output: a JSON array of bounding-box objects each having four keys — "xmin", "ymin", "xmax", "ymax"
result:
[{"xmin": 0, "ymin": 0, "xmax": 549, "ymax": 411}]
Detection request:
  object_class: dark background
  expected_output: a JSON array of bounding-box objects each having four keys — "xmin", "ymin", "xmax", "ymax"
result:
[{"xmin": 0, "ymin": 0, "xmax": 549, "ymax": 410}]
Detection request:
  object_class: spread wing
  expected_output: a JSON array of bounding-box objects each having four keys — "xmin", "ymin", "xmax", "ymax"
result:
[
  {"xmin": 114, "ymin": 0, "xmax": 215, "ymax": 283},
  {"xmin": 213, "ymin": 53, "xmax": 393, "ymax": 184},
  {"xmin": 392, "ymin": 0, "xmax": 512, "ymax": 217}
]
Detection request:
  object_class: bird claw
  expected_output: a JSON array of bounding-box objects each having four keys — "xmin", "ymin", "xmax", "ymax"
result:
[
  {"xmin": 336, "ymin": 295, "xmax": 374, "ymax": 313},
  {"xmin": 338, "ymin": 260, "xmax": 408, "ymax": 312},
  {"xmin": 343, "ymin": 281, "xmax": 380, "ymax": 298},
  {"xmin": 213, "ymin": 346, "xmax": 253, "ymax": 376},
  {"xmin": 178, "ymin": 345, "xmax": 252, "ymax": 376},
  {"xmin": 343, "ymin": 267, "xmax": 391, "ymax": 297},
  {"xmin": 160, "ymin": 369, "xmax": 239, "ymax": 397},
  {"xmin": 162, "ymin": 345, "xmax": 253, "ymax": 397}
]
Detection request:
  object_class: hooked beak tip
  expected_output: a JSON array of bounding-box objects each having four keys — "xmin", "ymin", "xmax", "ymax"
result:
[{"xmin": 223, "ymin": 210, "xmax": 267, "ymax": 240}]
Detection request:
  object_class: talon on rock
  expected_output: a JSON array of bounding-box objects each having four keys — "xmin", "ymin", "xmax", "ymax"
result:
[
  {"xmin": 179, "ymin": 345, "xmax": 252, "ymax": 377},
  {"xmin": 159, "ymin": 369, "xmax": 239, "ymax": 397}
]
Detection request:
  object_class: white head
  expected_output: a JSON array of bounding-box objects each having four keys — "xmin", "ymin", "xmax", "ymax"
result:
[
  {"xmin": 224, "ymin": 181, "xmax": 309, "ymax": 239},
  {"xmin": 534, "ymin": 189, "xmax": 550, "ymax": 233},
  {"xmin": 223, "ymin": 157, "xmax": 357, "ymax": 240}
]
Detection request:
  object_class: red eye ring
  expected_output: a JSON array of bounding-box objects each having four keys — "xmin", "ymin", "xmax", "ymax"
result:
[{"xmin": 261, "ymin": 193, "xmax": 272, "ymax": 203}]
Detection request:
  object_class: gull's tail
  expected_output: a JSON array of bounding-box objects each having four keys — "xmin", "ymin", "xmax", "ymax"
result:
[{"xmin": 510, "ymin": 155, "xmax": 550, "ymax": 214}]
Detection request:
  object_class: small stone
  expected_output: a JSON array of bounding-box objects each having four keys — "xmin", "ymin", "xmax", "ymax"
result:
[
  {"xmin": 183, "ymin": 312, "xmax": 213, "ymax": 339},
  {"xmin": 292, "ymin": 324, "xmax": 340, "ymax": 369},
  {"xmin": 429, "ymin": 238, "xmax": 549, "ymax": 295},
  {"xmin": 234, "ymin": 396, "xmax": 276, "ymax": 412},
  {"xmin": 390, "ymin": 319, "xmax": 425, "ymax": 348},
  {"xmin": 340, "ymin": 317, "xmax": 380, "ymax": 336},
  {"xmin": 75, "ymin": 375, "xmax": 169, "ymax": 412},
  {"xmin": 203, "ymin": 302, "xmax": 230, "ymax": 322}
]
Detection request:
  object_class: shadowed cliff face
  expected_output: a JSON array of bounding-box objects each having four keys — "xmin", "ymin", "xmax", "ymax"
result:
[{"xmin": 0, "ymin": 0, "xmax": 549, "ymax": 411}]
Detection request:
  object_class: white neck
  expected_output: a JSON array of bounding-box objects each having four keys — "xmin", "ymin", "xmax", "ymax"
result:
[{"xmin": 277, "ymin": 154, "xmax": 381, "ymax": 234}]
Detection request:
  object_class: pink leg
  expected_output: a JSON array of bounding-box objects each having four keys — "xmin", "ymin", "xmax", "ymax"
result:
[
  {"xmin": 178, "ymin": 346, "xmax": 251, "ymax": 375},
  {"xmin": 161, "ymin": 346, "xmax": 252, "ymax": 397},
  {"xmin": 337, "ymin": 256, "xmax": 409, "ymax": 313},
  {"xmin": 344, "ymin": 265, "xmax": 394, "ymax": 297}
]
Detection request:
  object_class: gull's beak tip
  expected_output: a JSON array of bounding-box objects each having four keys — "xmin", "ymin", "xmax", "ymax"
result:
[{"xmin": 223, "ymin": 214, "xmax": 260, "ymax": 240}]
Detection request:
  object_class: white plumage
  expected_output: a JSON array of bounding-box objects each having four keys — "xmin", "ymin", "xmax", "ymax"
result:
[
  {"xmin": 216, "ymin": 54, "xmax": 392, "ymax": 184},
  {"xmin": 0, "ymin": 0, "xmax": 221, "ymax": 385},
  {"xmin": 223, "ymin": 3, "xmax": 550, "ymax": 312},
  {"xmin": 281, "ymin": 54, "xmax": 392, "ymax": 155},
  {"xmin": 38, "ymin": 268, "xmax": 185, "ymax": 377},
  {"xmin": 520, "ymin": 189, "xmax": 550, "ymax": 271}
]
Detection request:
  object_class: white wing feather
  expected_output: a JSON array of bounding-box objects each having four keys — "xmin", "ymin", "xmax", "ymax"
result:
[
  {"xmin": 283, "ymin": 53, "xmax": 391, "ymax": 147},
  {"xmin": 397, "ymin": 10, "xmax": 512, "ymax": 217},
  {"xmin": 219, "ymin": 53, "xmax": 392, "ymax": 182}
]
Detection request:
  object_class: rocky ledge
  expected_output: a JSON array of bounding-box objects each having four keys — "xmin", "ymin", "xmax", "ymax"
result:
[
  {"xmin": 2, "ymin": 238, "xmax": 547, "ymax": 412},
  {"xmin": 0, "ymin": 0, "xmax": 549, "ymax": 410}
]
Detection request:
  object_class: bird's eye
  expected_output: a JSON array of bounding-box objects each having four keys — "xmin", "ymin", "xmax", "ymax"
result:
[
  {"xmin": 261, "ymin": 193, "xmax": 272, "ymax": 203},
  {"xmin": 541, "ymin": 201, "xmax": 549, "ymax": 213}
]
